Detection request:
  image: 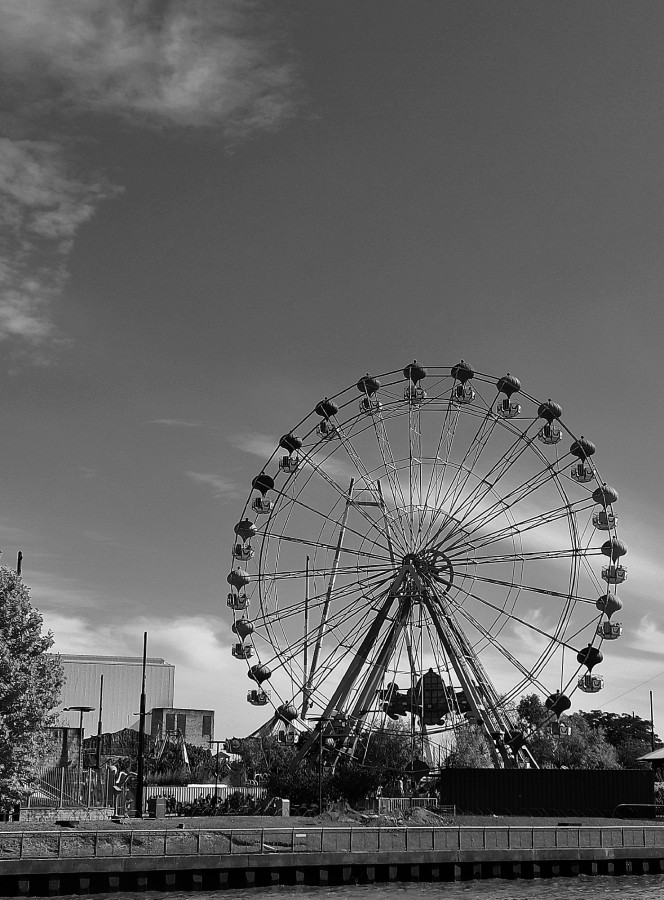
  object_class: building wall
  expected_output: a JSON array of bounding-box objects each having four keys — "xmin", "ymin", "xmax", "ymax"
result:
[
  {"xmin": 41, "ymin": 727, "xmax": 82, "ymax": 767},
  {"xmin": 52, "ymin": 654, "xmax": 175, "ymax": 737},
  {"xmin": 149, "ymin": 707, "xmax": 214, "ymax": 747}
]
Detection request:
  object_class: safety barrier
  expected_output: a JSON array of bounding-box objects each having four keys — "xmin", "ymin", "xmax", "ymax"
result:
[{"xmin": 1, "ymin": 825, "xmax": 662, "ymax": 860}]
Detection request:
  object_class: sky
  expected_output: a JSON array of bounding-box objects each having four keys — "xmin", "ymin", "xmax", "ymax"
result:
[{"xmin": 1, "ymin": 0, "xmax": 664, "ymax": 741}]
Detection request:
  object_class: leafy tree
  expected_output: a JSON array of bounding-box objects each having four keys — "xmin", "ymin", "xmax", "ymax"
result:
[
  {"xmin": 0, "ymin": 567, "xmax": 63, "ymax": 808},
  {"xmin": 557, "ymin": 714, "xmax": 620, "ymax": 770},
  {"xmin": 580, "ymin": 710, "xmax": 658, "ymax": 768},
  {"xmin": 445, "ymin": 723, "xmax": 493, "ymax": 768},
  {"xmin": 516, "ymin": 695, "xmax": 620, "ymax": 769},
  {"xmin": 235, "ymin": 725, "xmax": 415, "ymax": 808}
]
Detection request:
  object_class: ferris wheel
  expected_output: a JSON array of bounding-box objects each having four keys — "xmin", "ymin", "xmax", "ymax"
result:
[{"xmin": 226, "ymin": 361, "xmax": 626, "ymax": 768}]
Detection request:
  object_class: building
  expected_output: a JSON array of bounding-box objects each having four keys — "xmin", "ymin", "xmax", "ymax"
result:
[
  {"xmin": 148, "ymin": 707, "xmax": 214, "ymax": 747},
  {"xmin": 52, "ymin": 654, "xmax": 175, "ymax": 736}
]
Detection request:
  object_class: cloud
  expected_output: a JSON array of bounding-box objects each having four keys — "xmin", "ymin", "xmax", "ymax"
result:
[
  {"xmin": 149, "ymin": 419, "xmax": 203, "ymax": 428},
  {"xmin": 0, "ymin": 1, "xmax": 300, "ymax": 360},
  {"xmin": 0, "ymin": 139, "xmax": 120, "ymax": 356},
  {"xmin": 0, "ymin": 0, "xmax": 299, "ymax": 133},
  {"xmin": 186, "ymin": 471, "xmax": 243, "ymax": 500}
]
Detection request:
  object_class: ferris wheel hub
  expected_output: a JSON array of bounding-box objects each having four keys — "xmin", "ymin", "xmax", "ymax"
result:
[{"xmin": 401, "ymin": 550, "xmax": 454, "ymax": 591}]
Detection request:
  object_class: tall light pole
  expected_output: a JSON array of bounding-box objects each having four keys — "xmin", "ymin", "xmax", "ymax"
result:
[
  {"xmin": 209, "ymin": 740, "xmax": 227, "ymax": 805},
  {"xmin": 64, "ymin": 705, "xmax": 94, "ymax": 803},
  {"xmin": 135, "ymin": 632, "xmax": 148, "ymax": 818}
]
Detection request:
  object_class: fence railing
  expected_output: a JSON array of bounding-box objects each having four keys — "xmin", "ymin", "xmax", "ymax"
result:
[
  {"xmin": 143, "ymin": 785, "xmax": 266, "ymax": 806},
  {"xmin": 1, "ymin": 825, "xmax": 661, "ymax": 860},
  {"xmin": 23, "ymin": 768, "xmax": 110, "ymax": 809}
]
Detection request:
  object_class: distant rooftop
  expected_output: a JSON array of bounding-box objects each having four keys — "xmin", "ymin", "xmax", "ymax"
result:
[{"xmin": 53, "ymin": 654, "xmax": 173, "ymax": 666}]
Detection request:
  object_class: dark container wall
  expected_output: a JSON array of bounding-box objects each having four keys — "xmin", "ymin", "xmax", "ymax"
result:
[{"xmin": 438, "ymin": 768, "xmax": 655, "ymax": 816}]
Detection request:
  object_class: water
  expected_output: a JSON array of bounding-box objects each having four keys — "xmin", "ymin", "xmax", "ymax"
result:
[{"xmin": 58, "ymin": 878, "xmax": 664, "ymax": 900}]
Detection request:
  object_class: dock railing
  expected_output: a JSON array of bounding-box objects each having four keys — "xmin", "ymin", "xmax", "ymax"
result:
[{"xmin": 1, "ymin": 825, "xmax": 661, "ymax": 860}]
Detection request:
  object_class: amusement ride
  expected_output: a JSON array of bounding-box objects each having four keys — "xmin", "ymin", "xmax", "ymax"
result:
[{"xmin": 226, "ymin": 361, "xmax": 626, "ymax": 769}]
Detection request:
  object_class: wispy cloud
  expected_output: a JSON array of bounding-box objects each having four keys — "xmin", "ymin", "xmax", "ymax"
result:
[
  {"xmin": 150, "ymin": 419, "xmax": 204, "ymax": 428},
  {"xmin": 0, "ymin": 0, "xmax": 300, "ymax": 360},
  {"xmin": 0, "ymin": 138, "xmax": 120, "ymax": 356},
  {"xmin": 186, "ymin": 471, "xmax": 243, "ymax": 500},
  {"xmin": 0, "ymin": 0, "xmax": 299, "ymax": 133}
]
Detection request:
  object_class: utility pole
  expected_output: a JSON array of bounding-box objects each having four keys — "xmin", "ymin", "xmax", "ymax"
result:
[
  {"xmin": 96, "ymin": 675, "xmax": 104, "ymax": 769},
  {"xmin": 209, "ymin": 740, "xmax": 227, "ymax": 805},
  {"xmin": 651, "ymin": 691, "xmax": 656, "ymax": 752},
  {"xmin": 135, "ymin": 632, "xmax": 148, "ymax": 818}
]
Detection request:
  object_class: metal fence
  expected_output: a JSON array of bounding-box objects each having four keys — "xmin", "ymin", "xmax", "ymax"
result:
[
  {"xmin": 143, "ymin": 785, "xmax": 266, "ymax": 806},
  {"xmin": 23, "ymin": 768, "xmax": 110, "ymax": 809},
  {"xmin": 377, "ymin": 797, "xmax": 437, "ymax": 814},
  {"xmin": 1, "ymin": 825, "xmax": 662, "ymax": 860}
]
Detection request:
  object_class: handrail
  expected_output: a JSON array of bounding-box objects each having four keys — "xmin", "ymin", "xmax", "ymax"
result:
[{"xmin": 0, "ymin": 824, "xmax": 657, "ymax": 861}]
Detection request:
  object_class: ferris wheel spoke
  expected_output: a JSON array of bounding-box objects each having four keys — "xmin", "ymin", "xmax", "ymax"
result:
[
  {"xmin": 463, "ymin": 572, "xmax": 596, "ymax": 605},
  {"xmin": 444, "ymin": 499, "xmax": 593, "ymax": 557},
  {"xmin": 458, "ymin": 459, "xmax": 572, "ymax": 538},
  {"xmin": 449, "ymin": 548, "xmax": 600, "ymax": 566},
  {"xmin": 369, "ymin": 412, "xmax": 411, "ymax": 552},
  {"xmin": 440, "ymin": 406, "xmax": 499, "ymax": 520},
  {"xmin": 447, "ymin": 597, "xmax": 550, "ymax": 695},
  {"xmin": 417, "ymin": 401, "xmax": 461, "ymax": 545},
  {"xmin": 268, "ymin": 485, "xmax": 396, "ymax": 559},
  {"xmin": 445, "ymin": 420, "xmax": 540, "ymax": 528},
  {"xmin": 447, "ymin": 579, "xmax": 580, "ymax": 653},
  {"xmin": 260, "ymin": 531, "xmax": 393, "ymax": 563},
  {"xmin": 407, "ymin": 403, "xmax": 423, "ymax": 550},
  {"xmin": 331, "ymin": 418, "xmax": 407, "ymax": 548},
  {"xmin": 255, "ymin": 569, "xmax": 397, "ymax": 629}
]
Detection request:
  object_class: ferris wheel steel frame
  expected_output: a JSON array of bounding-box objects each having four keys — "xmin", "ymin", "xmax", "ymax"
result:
[{"xmin": 226, "ymin": 362, "xmax": 625, "ymax": 770}]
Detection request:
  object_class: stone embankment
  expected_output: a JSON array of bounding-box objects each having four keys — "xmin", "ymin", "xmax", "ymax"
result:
[{"xmin": 1, "ymin": 813, "xmax": 664, "ymax": 895}]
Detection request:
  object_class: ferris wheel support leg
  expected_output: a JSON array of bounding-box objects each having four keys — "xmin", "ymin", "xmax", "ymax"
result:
[
  {"xmin": 417, "ymin": 586, "xmax": 507, "ymax": 768},
  {"xmin": 344, "ymin": 593, "xmax": 413, "ymax": 759},
  {"xmin": 295, "ymin": 566, "xmax": 408, "ymax": 763}
]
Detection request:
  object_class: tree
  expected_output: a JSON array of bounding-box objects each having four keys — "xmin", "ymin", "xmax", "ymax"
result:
[
  {"xmin": 445, "ymin": 723, "xmax": 493, "ymax": 768},
  {"xmin": 557, "ymin": 714, "xmax": 620, "ymax": 770},
  {"xmin": 580, "ymin": 710, "xmax": 659, "ymax": 768},
  {"xmin": 516, "ymin": 694, "xmax": 620, "ymax": 769},
  {"xmin": 0, "ymin": 567, "xmax": 63, "ymax": 808}
]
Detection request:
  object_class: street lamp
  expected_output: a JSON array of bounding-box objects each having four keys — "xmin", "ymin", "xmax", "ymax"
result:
[
  {"xmin": 209, "ymin": 740, "xmax": 227, "ymax": 806},
  {"xmin": 63, "ymin": 705, "xmax": 94, "ymax": 803}
]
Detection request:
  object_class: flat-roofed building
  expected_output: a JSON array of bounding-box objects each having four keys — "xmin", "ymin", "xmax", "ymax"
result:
[
  {"xmin": 52, "ymin": 654, "xmax": 175, "ymax": 736},
  {"xmin": 148, "ymin": 707, "xmax": 214, "ymax": 747}
]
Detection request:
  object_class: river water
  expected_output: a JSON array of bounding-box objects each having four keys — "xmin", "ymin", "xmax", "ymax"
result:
[{"xmin": 71, "ymin": 877, "xmax": 664, "ymax": 900}]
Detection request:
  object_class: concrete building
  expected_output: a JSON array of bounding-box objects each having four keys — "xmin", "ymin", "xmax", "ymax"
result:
[
  {"xmin": 148, "ymin": 707, "xmax": 214, "ymax": 748},
  {"xmin": 53, "ymin": 654, "xmax": 175, "ymax": 736}
]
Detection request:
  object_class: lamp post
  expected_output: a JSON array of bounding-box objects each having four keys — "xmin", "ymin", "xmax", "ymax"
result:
[
  {"xmin": 63, "ymin": 705, "xmax": 94, "ymax": 803},
  {"xmin": 209, "ymin": 740, "xmax": 227, "ymax": 806}
]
